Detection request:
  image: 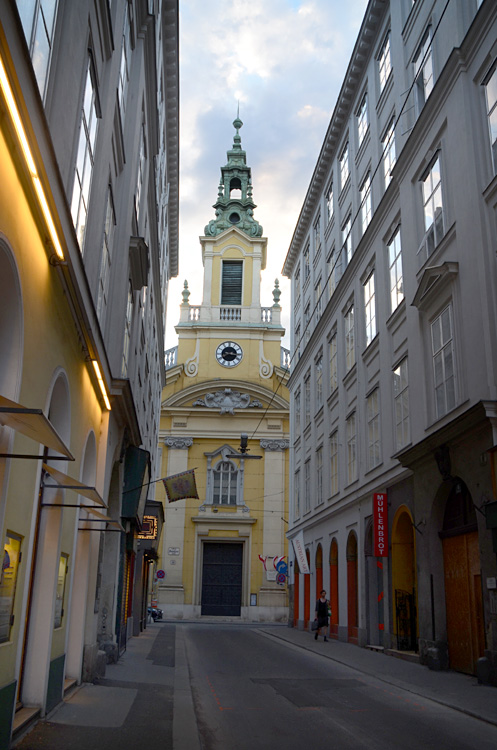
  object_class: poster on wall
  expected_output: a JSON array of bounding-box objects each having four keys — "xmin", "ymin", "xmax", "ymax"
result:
[{"xmin": 373, "ymin": 492, "xmax": 388, "ymax": 557}]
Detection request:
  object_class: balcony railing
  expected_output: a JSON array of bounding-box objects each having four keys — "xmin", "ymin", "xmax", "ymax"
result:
[
  {"xmin": 165, "ymin": 346, "xmax": 178, "ymax": 369},
  {"xmin": 281, "ymin": 347, "xmax": 291, "ymax": 370},
  {"xmin": 261, "ymin": 307, "xmax": 272, "ymax": 323},
  {"xmin": 220, "ymin": 307, "xmax": 241, "ymax": 322}
]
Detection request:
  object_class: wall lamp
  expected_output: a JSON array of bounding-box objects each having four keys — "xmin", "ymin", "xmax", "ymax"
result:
[
  {"xmin": 92, "ymin": 360, "xmax": 111, "ymax": 411},
  {"xmin": 0, "ymin": 53, "xmax": 64, "ymax": 261}
]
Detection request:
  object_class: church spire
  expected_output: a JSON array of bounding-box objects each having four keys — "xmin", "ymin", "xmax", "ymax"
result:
[{"xmin": 204, "ymin": 117, "xmax": 263, "ymax": 238}]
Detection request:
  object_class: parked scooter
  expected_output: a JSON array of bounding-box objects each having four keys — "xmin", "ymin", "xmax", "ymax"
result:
[{"xmin": 148, "ymin": 606, "xmax": 163, "ymax": 621}]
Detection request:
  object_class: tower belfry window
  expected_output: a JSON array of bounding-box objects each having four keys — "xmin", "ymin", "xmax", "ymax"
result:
[
  {"xmin": 230, "ymin": 177, "xmax": 242, "ymax": 199},
  {"xmin": 221, "ymin": 260, "xmax": 243, "ymax": 305}
]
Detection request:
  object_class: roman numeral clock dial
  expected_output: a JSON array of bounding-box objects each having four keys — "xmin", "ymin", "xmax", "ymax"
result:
[{"xmin": 216, "ymin": 341, "xmax": 243, "ymax": 368}]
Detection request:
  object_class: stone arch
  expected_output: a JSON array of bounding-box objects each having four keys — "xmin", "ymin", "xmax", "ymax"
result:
[
  {"xmin": 0, "ymin": 236, "xmax": 24, "ymax": 532},
  {"xmin": 303, "ymin": 548, "xmax": 311, "ymax": 628},
  {"xmin": 329, "ymin": 537, "xmax": 339, "ymax": 638},
  {"xmin": 391, "ymin": 506, "xmax": 418, "ymax": 651},
  {"xmin": 65, "ymin": 431, "xmax": 97, "ymax": 681},
  {"xmin": 21, "ymin": 370, "xmax": 72, "ymax": 709},
  {"xmin": 315, "ymin": 543, "xmax": 323, "ymax": 600}
]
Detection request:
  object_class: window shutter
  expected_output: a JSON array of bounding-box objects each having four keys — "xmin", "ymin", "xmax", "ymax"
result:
[{"xmin": 221, "ymin": 261, "xmax": 243, "ymax": 305}]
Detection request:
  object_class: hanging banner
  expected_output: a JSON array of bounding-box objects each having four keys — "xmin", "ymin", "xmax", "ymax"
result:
[
  {"xmin": 291, "ymin": 531, "xmax": 310, "ymax": 574},
  {"xmin": 373, "ymin": 492, "xmax": 388, "ymax": 557},
  {"xmin": 162, "ymin": 469, "xmax": 199, "ymax": 502}
]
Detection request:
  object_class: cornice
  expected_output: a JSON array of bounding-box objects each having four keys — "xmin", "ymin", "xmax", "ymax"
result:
[{"xmin": 282, "ymin": 0, "xmax": 388, "ymax": 277}]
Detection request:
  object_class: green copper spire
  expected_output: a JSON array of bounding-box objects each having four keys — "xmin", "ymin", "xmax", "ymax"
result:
[{"xmin": 204, "ymin": 118, "xmax": 263, "ymax": 238}]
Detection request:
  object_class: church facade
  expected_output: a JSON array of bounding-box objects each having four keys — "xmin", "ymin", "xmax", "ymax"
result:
[{"xmin": 157, "ymin": 119, "xmax": 290, "ymax": 621}]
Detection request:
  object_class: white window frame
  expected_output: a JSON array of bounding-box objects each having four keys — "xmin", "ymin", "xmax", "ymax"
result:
[
  {"xmin": 345, "ymin": 304, "xmax": 355, "ymax": 371},
  {"xmin": 17, "ymin": 0, "xmax": 59, "ymax": 100},
  {"xmin": 330, "ymin": 430, "xmax": 339, "ymax": 496},
  {"xmin": 329, "ymin": 332, "xmax": 337, "ymax": 393},
  {"xmin": 314, "ymin": 214, "xmax": 321, "ymax": 256},
  {"xmin": 382, "ymin": 117, "xmax": 396, "ymax": 188},
  {"xmin": 419, "ymin": 153, "xmax": 444, "ymax": 266},
  {"xmin": 294, "ymin": 470, "xmax": 301, "ymax": 520},
  {"xmin": 388, "ymin": 228, "xmax": 404, "ymax": 312},
  {"xmin": 71, "ymin": 54, "xmax": 99, "ymax": 251},
  {"xmin": 326, "ymin": 178, "xmax": 334, "ymax": 223},
  {"xmin": 316, "ymin": 447, "xmax": 323, "ymax": 505},
  {"xmin": 360, "ymin": 172, "xmax": 372, "ymax": 234},
  {"xmin": 97, "ymin": 184, "xmax": 116, "ymax": 327},
  {"xmin": 339, "ymin": 142, "xmax": 350, "ymax": 190},
  {"xmin": 304, "ymin": 460, "xmax": 311, "ymax": 513},
  {"xmin": 122, "ymin": 280, "xmax": 134, "ymax": 377},
  {"xmin": 346, "ymin": 413, "xmax": 357, "ymax": 484},
  {"xmin": 316, "ymin": 354, "xmax": 323, "ymax": 410},
  {"xmin": 342, "ymin": 215, "xmax": 352, "ymax": 265},
  {"xmin": 378, "ymin": 31, "xmax": 392, "ymax": 92},
  {"xmin": 295, "ymin": 388, "xmax": 301, "ymax": 431},
  {"xmin": 357, "ymin": 93, "xmax": 368, "ymax": 146},
  {"xmin": 213, "ymin": 460, "xmax": 238, "ymax": 506},
  {"xmin": 414, "ymin": 27, "xmax": 434, "ymax": 114},
  {"xmin": 484, "ymin": 62, "xmax": 497, "ymax": 172},
  {"xmin": 367, "ymin": 388, "xmax": 381, "ymax": 469},
  {"xmin": 304, "ymin": 372, "xmax": 311, "ymax": 426},
  {"xmin": 393, "ymin": 357, "xmax": 410, "ymax": 450},
  {"xmin": 431, "ymin": 305, "xmax": 456, "ymax": 419},
  {"xmin": 363, "ymin": 271, "xmax": 376, "ymax": 346},
  {"xmin": 303, "ymin": 243, "xmax": 310, "ymax": 281}
]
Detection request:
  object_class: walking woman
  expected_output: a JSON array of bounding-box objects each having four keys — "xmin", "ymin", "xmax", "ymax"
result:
[{"xmin": 314, "ymin": 589, "xmax": 330, "ymax": 641}]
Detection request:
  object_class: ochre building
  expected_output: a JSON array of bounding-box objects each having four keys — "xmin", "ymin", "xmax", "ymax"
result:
[{"xmin": 157, "ymin": 119, "xmax": 290, "ymax": 621}]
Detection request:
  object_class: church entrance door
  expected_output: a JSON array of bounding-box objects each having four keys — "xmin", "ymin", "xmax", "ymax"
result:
[{"xmin": 201, "ymin": 543, "xmax": 243, "ymax": 616}]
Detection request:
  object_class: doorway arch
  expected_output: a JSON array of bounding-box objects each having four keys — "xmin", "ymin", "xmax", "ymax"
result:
[
  {"xmin": 303, "ymin": 549, "xmax": 311, "ymax": 629},
  {"xmin": 346, "ymin": 531, "xmax": 358, "ymax": 643},
  {"xmin": 440, "ymin": 479, "xmax": 484, "ymax": 674},
  {"xmin": 315, "ymin": 544, "xmax": 323, "ymax": 600},
  {"xmin": 391, "ymin": 507, "xmax": 418, "ymax": 651},
  {"xmin": 329, "ymin": 538, "xmax": 339, "ymax": 639}
]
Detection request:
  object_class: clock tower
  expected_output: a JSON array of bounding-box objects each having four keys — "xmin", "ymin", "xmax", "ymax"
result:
[{"xmin": 157, "ymin": 119, "xmax": 290, "ymax": 622}]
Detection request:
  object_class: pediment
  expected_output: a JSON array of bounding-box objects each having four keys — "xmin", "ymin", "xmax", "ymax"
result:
[
  {"xmin": 162, "ymin": 379, "xmax": 289, "ymax": 411},
  {"xmin": 411, "ymin": 262, "xmax": 459, "ymax": 312}
]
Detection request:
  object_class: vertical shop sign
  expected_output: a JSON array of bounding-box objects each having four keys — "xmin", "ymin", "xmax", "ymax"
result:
[{"xmin": 373, "ymin": 492, "xmax": 388, "ymax": 557}]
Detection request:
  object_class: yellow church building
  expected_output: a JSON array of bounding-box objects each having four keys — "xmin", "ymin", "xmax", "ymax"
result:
[{"xmin": 157, "ymin": 118, "xmax": 290, "ymax": 621}]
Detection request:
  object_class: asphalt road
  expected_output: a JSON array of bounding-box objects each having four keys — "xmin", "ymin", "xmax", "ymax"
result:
[{"xmin": 183, "ymin": 624, "xmax": 497, "ymax": 750}]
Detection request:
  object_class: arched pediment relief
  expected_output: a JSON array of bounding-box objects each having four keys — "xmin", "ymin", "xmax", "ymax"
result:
[
  {"xmin": 204, "ymin": 444, "xmax": 238, "ymax": 460},
  {"xmin": 194, "ymin": 388, "xmax": 262, "ymax": 415},
  {"xmin": 162, "ymin": 379, "xmax": 289, "ymax": 411}
]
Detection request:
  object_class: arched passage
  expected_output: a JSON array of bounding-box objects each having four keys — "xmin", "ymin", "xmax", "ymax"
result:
[
  {"xmin": 315, "ymin": 544, "xmax": 323, "ymax": 600},
  {"xmin": 441, "ymin": 479, "xmax": 484, "ymax": 674},
  {"xmin": 303, "ymin": 549, "xmax": 311, "ymax": 629},
  {"xmin": 365, "ymin": 519, "xmax": 381, "ymax": 646},
  {"xmin": 65, "ymin": 431, "xmax": 97, "ymax": 681},
  {"xmin": 391, "ymin": 507, "xmax": 418, "ymax": 651},
  {"xmin": 329, "ymin": 538, "xmax": 339, "ymax": 639},
  {"xmin": 21, "ymin": 372, "xmax": 71, "ymax": 711},
  {"xmin": 346, "ymin": 531, "xmax": 358, "ymax": 643}
]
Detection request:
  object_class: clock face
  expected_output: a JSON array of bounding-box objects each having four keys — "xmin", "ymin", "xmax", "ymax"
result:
[{"xmin": 216, "ymin": 341, "xmax": 243, "ymax": 368}]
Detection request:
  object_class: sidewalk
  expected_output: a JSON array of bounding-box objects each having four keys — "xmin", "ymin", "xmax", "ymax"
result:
[
  {"xmin": 263, "ymin": 625, "xmax": 497, "ymax": 728},
  {"xmin": 12, "ymin": 622, "xmax": 497, "ymax": 749}
]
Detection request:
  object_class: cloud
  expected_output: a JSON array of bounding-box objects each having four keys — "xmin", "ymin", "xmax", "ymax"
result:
[{"xmin": 167, "ymin": 0, "xmax": 369, "ymax": 347}]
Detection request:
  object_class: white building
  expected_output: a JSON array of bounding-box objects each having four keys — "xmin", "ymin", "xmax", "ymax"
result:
[
  {"xmin": 0, "ymin": 1, "xmax": 178, "ymax": 745},
  {"xmin": 283, "ymin": 0, "xmax": 497, "ymax": 683}
]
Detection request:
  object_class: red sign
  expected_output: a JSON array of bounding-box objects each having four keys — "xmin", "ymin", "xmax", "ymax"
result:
[{"xmin": 373, "ymin": 492, "xmax": 388, "ymax": 557}]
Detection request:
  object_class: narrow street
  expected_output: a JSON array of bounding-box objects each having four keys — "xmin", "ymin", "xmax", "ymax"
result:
[
  {"xmin": 184, "ymin": 624, "xmax": 497, "ymax": 750},
  {"xmin": 13, "ymin": 623, "xmax": 497, "ymax": 750}
]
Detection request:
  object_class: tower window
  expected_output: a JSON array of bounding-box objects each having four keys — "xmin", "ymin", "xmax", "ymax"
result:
[
  {"xmin": 221, "ymin": 260, "xmax": 243, "ymax": 305},
  {"xmin": 230, "ymin": 177, "xmax": 242, "ymax": 199}
]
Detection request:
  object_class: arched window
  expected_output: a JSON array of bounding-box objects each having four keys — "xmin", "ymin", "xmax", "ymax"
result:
[{"xmin": 213, "ymin": 460, "xmax": 238, "ymax": 505}]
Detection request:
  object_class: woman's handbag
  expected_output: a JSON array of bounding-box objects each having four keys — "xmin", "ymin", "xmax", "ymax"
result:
[{"xmin": 311, "ymin": 619, "xmax": 319, "ymax": 631}]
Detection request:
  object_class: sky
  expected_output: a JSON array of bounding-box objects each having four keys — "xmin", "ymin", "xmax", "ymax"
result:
[{"xmin": 166, "ymin": 0, "xmax": 370, "ymax": 349}]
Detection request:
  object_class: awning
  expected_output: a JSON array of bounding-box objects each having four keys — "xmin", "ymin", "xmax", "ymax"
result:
[
  {"xmin": 0, "ymin": 394, "xmax": 74, "ymax": 459},
  {"xmin": 42, "ymin": 463, "xmax": 105, "ymax": 506},
  {"xmin": 41, "ymin": 501, "xmax": 125, "ymax": 532}
]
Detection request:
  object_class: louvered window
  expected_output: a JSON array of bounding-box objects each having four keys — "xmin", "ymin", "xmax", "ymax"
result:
[{"xmin": 221, "ymin": 261, "xmax": 243, "ymax": 305}]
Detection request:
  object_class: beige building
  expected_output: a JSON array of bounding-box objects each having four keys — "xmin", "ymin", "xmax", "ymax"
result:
[{"xmin": 157, "ymin": 119, "xmax": 290, "ymax": 621}]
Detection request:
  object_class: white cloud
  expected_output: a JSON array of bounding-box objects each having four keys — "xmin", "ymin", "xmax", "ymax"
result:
[{"xmin": 167, "ymin": 0, "xmax": 369, "ymax": 347}]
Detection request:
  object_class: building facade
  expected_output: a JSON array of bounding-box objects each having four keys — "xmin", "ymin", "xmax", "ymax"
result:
[
  {"xmin": 158, "ymin": 119, "xmax": 290, "ymax": 622},
  {"xmin": 0, "ymin": 1, "xmax": 178, "ymax": 746},
  {"xmin": 283, "ymin": 0, "xmax": 497, "ymax": 682}
]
